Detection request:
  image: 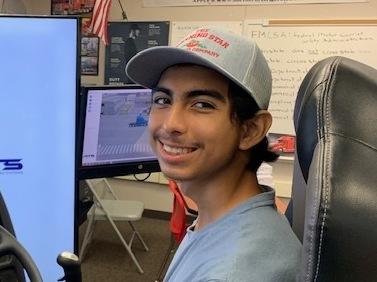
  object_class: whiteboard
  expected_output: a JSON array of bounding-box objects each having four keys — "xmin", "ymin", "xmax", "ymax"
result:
[{"xmin": 243, "ymin": 20, "xmax": 377, "ymax": 134}]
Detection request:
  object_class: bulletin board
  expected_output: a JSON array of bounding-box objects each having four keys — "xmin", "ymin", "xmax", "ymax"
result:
[{"xmin": 243, "ymin": 19, "xmax": 377, "ymax": 135}]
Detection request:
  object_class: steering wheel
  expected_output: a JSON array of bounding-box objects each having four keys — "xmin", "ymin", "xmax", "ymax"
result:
[{"xmin": 0, "ymin": 225, "xmax": 42, "ymax": 282}]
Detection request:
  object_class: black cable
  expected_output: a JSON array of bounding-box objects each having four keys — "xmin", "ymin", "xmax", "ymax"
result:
[
  {"xmin": 117, "ymin": 0, "xmax": 128, "ymax": 20},
  {"xmin": 133, "ymin": 173, "xmax": 151, "ymax": 182}
]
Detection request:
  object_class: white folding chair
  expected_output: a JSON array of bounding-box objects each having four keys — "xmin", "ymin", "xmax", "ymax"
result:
[{"xmin": 79, "ymin": 178, "xmax": 149, "ymax": 274}]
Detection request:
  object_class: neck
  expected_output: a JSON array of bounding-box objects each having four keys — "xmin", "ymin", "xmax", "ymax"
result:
[{"xmin": 179, "ymin": 167, "xmax": 261, "ymax": 231}]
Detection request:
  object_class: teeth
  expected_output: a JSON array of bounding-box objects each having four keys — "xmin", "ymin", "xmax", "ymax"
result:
[{"xmin": 163, "ymin": 144, "xmax": 192, "ymax": 155}]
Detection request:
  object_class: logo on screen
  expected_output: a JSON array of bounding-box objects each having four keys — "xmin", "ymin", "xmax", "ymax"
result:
[{"xmin": 0, "ymin": 159, "xmax": 23, "ymax": 171}]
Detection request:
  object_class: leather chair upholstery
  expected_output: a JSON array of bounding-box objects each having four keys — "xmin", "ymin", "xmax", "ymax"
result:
[{"xmin": 289, "ymin": 56, "xmax": 377, "ymax": 281}]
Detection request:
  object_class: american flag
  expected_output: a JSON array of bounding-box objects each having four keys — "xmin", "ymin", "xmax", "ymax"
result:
[{"xmin": 88, "ymin": 0, "xmax": 112, "ymax": 45}]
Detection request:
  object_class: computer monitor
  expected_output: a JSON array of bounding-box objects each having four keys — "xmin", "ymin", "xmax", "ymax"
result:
[
  {"xmin": 78, "ymin": 85, "xmax": 160, "ymax": 179},
  {"xmin": 0, "ymin": 15, "xmax": 78, "ymax": 281}
]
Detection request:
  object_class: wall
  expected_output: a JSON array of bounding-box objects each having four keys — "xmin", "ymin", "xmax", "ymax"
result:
[
  {"xmin": 82, "ymin": 0, "xmax": 377, "ymax": 85},
  {"xmin": 0, "ymin": 0, "xmax": 27, "ymax": 13},
  {"xmin": 28, "ymin": 0, "xmax": 50, "ymax": 15},
  {"xmin": 19, "ymin": 0, "xmax": 377, "ymax": 212}
]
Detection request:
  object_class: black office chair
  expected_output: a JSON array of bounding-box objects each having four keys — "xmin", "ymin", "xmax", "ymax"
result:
[{"xmin": 287, "ymin": 56, "xmax": 377, "ymax": 281}]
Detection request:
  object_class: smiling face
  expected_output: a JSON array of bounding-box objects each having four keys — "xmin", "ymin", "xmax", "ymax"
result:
[{"xmin": 149, "ymin": 65, "xmax": 248, "ymax": 184}]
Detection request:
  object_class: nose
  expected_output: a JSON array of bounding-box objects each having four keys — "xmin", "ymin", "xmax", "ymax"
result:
[{"xmin": 162, "ymin": 104, "xmax": 187, "ymax": 135}]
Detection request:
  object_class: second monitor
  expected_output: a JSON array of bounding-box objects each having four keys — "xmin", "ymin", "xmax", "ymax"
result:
[{"xmin": 78, "ymin": 85, "xmax": 160, "ymax": 179}]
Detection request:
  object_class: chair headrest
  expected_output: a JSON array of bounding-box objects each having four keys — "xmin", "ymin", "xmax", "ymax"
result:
[
  {"xmin": 293, "ymin": 56, "xmax": 377, "ymax": 281},
  {"xmin": 293, "ymin": 56, "xmax": 377, "ymax": 181}
]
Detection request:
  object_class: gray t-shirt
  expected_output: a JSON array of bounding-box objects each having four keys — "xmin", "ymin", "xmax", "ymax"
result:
[{"xmin": 164, "ymin": 186, "xmax": 301, "ymax": 282}]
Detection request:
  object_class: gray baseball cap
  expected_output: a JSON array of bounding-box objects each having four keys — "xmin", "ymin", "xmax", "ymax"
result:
[{"xmin": 126, "ymin": 26, "xmax": 272, "ymax": 109}]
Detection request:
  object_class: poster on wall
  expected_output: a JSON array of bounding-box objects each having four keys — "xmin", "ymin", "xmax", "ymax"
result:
[
  {"xmin": 104, "ymin": 21, "xmax": 170, "ymax": 85},
  {"xmin": 81, "ymin": 18, "xmax": 99, "ymax": 75},
  {"xmin": 51, "ymin": 0, "xmax": 95, "ymax": 15}
]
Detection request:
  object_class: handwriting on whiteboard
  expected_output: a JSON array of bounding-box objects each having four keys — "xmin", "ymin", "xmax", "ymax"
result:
[{"xmin": 244, "ymin": 23, "xmax": 377, "ymax": 134}]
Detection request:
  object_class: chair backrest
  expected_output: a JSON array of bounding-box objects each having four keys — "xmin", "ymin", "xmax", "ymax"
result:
[
  {"xmin": 85, "ymin": 178, "xmax": 118, "ymax": 201},
  {"xmin": 289, "ymin": 56, "xmax": 377, "ymax": 281}
]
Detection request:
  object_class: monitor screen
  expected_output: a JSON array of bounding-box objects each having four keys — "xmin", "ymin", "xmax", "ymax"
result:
[
  {"xmin": 0, "ymin": 15, "xmax": 78, "ymax": 280},
  {"xmin": 78, "ymin": 85, "xmax": 160, "ymax": 179}
]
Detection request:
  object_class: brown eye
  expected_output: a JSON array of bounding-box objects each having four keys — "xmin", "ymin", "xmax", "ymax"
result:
[
  {"xmin": 153, "ymin": 97, "xmax": 170, "ymax": 105},
  {"xmin": 152, "ymin": 91, "xmax": 171, "ymax": 106},
  {"xmin": 193, "ymin": 101, "xmax": 215, "ymax": 110}
]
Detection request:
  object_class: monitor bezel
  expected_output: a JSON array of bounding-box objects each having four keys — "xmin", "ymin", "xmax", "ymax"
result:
[{"xmin": 77, "ymin": 84, "xmax": 160, "ymax": 180}]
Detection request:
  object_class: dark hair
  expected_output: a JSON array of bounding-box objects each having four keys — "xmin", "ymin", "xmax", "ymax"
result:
[{"xmin": 228, "ymin": 81, "xmax": 279, "ymax": 172}]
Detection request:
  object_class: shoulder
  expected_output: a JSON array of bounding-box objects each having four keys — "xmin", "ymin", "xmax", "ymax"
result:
[
  {"xmin": 235, "ymin": 205, "xmax": 301, "ymax": 260},
  {"xmin": 226, "ymin": 207, "xmax": 302, "ymax": 281}
]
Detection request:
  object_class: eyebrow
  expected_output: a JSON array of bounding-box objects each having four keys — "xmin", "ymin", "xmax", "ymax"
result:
[
  {"xmin": 152, "ymin": 86, "xmax": 171, "ymax": 96},
  {"xmin": 152, "ymin": 87, "xmax": 227, "ymax": 103}
]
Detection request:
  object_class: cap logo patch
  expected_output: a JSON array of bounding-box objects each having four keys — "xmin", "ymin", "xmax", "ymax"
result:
[
  {"xmin": 178, "ymin": 29, "xmax": 231, "ymax": 59},
  {"xmin": 185, "ymin": 40, "xmax": 206, "ymax": 49}
]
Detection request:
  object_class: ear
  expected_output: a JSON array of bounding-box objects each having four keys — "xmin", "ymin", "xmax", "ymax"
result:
[{"xmin": 239, "ymin": 110, "xmax": 272, "ymax": 150}]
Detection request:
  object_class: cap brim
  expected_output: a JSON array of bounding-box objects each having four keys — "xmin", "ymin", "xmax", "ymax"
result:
[{"xmin": 126, "ymin": 46, "xmax": 238, "ymax": 90}]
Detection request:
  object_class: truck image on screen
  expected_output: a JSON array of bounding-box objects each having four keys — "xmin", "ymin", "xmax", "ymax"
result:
[{"xmin": 271, "ymin": 135, "xmax": 296, "ymax": 153}]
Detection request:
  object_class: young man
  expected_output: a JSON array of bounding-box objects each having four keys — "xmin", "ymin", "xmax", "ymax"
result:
[{"xmin": 126, "ymin": 27, "xmax": 301, "ymax": 282}]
